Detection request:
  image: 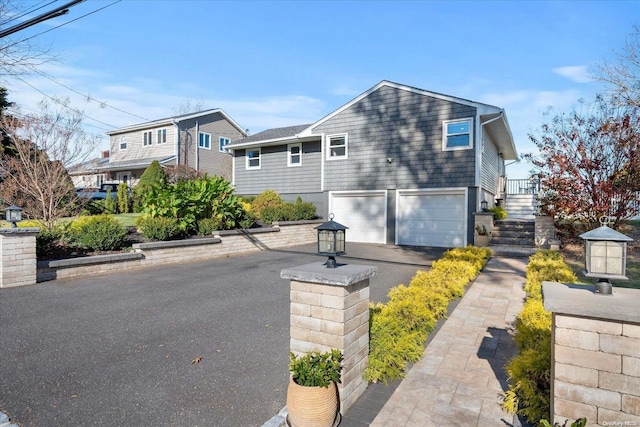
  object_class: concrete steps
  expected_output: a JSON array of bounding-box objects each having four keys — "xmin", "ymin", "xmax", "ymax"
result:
[
  {"xmin": 492, "ymin": 219, "xmax": 535, "ymax": 248},
  {"xmin": 505, "ymin": 194, "xmax": 538, "ymax": 219}
]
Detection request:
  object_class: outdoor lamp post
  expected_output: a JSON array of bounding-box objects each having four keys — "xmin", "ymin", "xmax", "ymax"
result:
[
  {"xmin": 315, "ymin": 214, "xmax": 348, "ymax": 268},
  {"xmin": 579, "ymin": 217, "xmax": 633, "ymax": 296},
  {"xmin": 5, "ymin": 205, "xmax": 22, "ymax": 228}
]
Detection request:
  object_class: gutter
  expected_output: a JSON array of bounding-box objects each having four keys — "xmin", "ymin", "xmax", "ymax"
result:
[{"xmin": 476, "ymin": 110, "xmax": 505, "ymax": 209}]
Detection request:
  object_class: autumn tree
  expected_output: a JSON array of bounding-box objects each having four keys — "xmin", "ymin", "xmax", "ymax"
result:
[
  {"xmin": 526, "ymin": 96, "xmax": 639, "ymax": 230},
  {"xmin": 0, "ymin": 99, "xmax": 98, "ymax": 227}
]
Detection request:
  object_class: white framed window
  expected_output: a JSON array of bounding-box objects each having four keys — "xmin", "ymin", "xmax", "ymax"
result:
[
  {"xmin": 219, "ymin": 136, "xmax": 230, "ymax": 153},
  {"xmin": 443, "ymin": 118, "xmax": 472, "ymax": 151},
  {"xmin": 198, "ymin": 132, "xmax": 211, "ymax": 150},
  {"xmin": 288, "ymin": 143, "xmax": 302, "ymax": 167},
  {"xmin": 157, "ymin": 129, "xmax": 167, "ymax": 144},
  {"xmin": 327, "ymin": 134, "xmax": 348, "ymax": 160},
  {"xmin": 246, "ymin": 148, "xmax": 261, "ymax": 169},
  {"xmin": 119, "ymin": 136, "xmax": 127, "ymax": 150},
  {"xmin": 143, "ymin": 131, "xmax": 153, "ymax": 146}
]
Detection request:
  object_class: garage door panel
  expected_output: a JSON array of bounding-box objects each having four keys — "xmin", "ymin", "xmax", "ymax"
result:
[
  {"xmin": 330, "ymin": 192, "xmax": 386, "ymax": 244},
  {"xmin": 397, "ymin": 191, "xmax": 466, "ymax": 248}
]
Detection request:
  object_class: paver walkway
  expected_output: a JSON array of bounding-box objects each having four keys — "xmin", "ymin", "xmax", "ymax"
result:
[{"xmin": 367, "ymin": 256, "xmax": 528, "ymax": 427}]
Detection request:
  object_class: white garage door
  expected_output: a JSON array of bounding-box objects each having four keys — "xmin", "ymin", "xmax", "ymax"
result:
[
  {"xmin": 396, "ymin": 189, "xmax": 467, "ymax": 247},
  {"xmin": 329, "ymin": 191, "xmax": 386, "ymax": 244}
]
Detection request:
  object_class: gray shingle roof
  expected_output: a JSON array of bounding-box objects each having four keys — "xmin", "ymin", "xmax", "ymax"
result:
[{"xmin": 230, "ymin": 124, "xmax": 311, "ymax": 145}]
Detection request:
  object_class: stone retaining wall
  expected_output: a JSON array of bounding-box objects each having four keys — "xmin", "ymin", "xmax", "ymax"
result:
[
  {"xmin": 0, "ymin": 228, "xmax": 39, "ymax": 287},
  {"xmin": 543, "ymin": 281, "xmax": 640, "ymax": 427},
  {"xmin": 36, "ymin": 222, "xmax": 320, "ymax": 282}
]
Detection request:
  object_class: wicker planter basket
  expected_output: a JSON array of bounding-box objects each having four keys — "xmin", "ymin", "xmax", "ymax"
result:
[{"xmin": 286, "ymin": 379, "xmax": 339, "ymax": 427}]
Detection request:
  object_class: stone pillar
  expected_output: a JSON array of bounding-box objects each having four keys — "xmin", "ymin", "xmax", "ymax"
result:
[
  {"xmin": 0, "ymin": 228, "xmax": 40, "ymax": 288},
  {"xmin": 473, "ymin": 212, "xmax": 494, "ymax": 245},
  {"xmin": 281, "ymin": 262, "xmax": 377, "ymax": 414},
  {"xmin": 543, "ymin": 281, "xmax": 640, "ymax": 426},
  {"xmin": 535, "ymin": 215, "xmax": 556, "ymax": 248}
]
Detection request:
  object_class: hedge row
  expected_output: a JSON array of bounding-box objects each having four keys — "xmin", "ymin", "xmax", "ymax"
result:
[
  {"xmin": 364, "ymin": 246, "xmax": 492, "ymax": 384},
  {"xmin": 502, "ymin": 250, "xmax": 577, "ymax": 424}
]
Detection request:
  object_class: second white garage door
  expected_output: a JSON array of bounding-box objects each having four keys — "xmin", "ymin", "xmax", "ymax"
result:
[
  {"xmin": 396, "ymin": 189, "xmax": 467, "ymax": 247},
  {"xmin": 329, "ymin": 191, "xmax": 387, "ymax": 244}
]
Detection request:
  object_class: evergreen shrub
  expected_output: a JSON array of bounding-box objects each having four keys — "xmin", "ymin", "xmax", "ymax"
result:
[
  {"xmin": 503, "ymin": 250, "xmax": 577, "ymax": 424},
  {"xmin": 364, "ymin": 245, "xmax": 491, "ymax": 384},
  {"xmin": 69, "ymin": 214, "xmax": 126, "ymax": 251},
  {"xmin": 488, "ymin": 205, "xmax": 508, "ymax": 220},
  {"xmin": 135, "ymin": 215, "xmax": 181, "ymax": 241}
]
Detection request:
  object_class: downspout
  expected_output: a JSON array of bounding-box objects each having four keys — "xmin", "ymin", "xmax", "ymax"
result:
[
  {"xmin": 195, "ymin": 121, "xmax": 199, "ymax": 172},
  {"xmin": 171, "ymin": 120, "xmax": 180, "ymax": 165},
  {"xmin": 478, "ymin": 110, "xmax": 505, "ymax": 210}
]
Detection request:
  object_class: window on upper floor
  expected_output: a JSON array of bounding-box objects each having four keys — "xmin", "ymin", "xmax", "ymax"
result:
[
  {"xmin": 143, "ymin": 131, "xmax": 153, "ymax": 146},
  {"xmin": 443, "ymin": 118, "xmax": 472, "ymax": 151},
  {"xmin": 199, "ymin": 132, "xmax": 211, "ymax": 150},
  {"xmin": 246, "ymin": 148, "xmax": 261, "ymax": 169},
  {"xmin": 219, "ymin": 137, "xmax": 230, "ymax": 153},
  {"xmin": 288, "ymin": 143, "xmax": 302, "ymax": 167},
  {"xmin": 327, "ymin": 134, "xmax": 347, "ymax": 160},
  {"xmin": 157, "ymin": 129, "xmax": 167, "ymax": 144},
  {"xmin": 120, "ymin": 136, "xmax": 127, "ymax": 150}
]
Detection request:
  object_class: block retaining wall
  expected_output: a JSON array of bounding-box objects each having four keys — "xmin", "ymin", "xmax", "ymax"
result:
[{"xmin": 36, "ymin": 221, "xmax": 320, "ymax": 282}]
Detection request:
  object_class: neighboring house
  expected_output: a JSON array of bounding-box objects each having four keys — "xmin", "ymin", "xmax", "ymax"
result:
[
  {"xmin": 67, "ymin": 151, "xmax": 111, "ymax": 189},
  {"xmin": 227, "ymin": 81, "xmax": 517, "ymax": 248},
  {"xmin": 102, "ymin": 109, "xmax": 247, "ymax": 187}
]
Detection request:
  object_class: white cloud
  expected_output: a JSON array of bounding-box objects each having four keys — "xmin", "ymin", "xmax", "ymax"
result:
[{"xmin": 552, "ymin": 65, "xmax": 593, "ymax": 83}]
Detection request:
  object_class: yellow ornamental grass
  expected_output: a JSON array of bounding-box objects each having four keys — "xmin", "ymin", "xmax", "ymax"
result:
[
  {"xmin": 503, "ymin": 250, "xmax": 574, "ymax": 424},
  {"xmin": 365, "ymin": 246, "xmax": 488, "ymax": 385}
]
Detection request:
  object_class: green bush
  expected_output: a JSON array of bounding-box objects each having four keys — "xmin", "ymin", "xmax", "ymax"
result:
[
  {"xmin": 134, "ymin": 160, "xmax": 166, "ymax": 211},
  {"xmin": 251, "ymin": 189, "xmax": 283, "ymax": 219},
  {"xmin": 135, "ymin": 215, "xmax": 181, "ymax": 241},
  {"xmin": 35, "ymin": 225, "xmax": 61, "ymax": 259},
  {"xmin": 80, "ymin": 199, "xmax": 107, "ymax": 215},
  {"xmin": 103, "ymin": 189, "xmax": 116, "ymax": 214},
  {"xmin": 364, "ymin": 246, "xmax": 491, "ymax": 384},
  {"xmin": 141, "ymin": 176, "xmax": 246, "ymax": 233},
  {"xmin": 257, "ymin": 195, "xmax": 316, "ymax": 224},
  {"xmin": 503, "ymin": 250, "xmax": 576, "ymax": 424},
  {"xmin": 289, "ymin": 349, "xmax": 343, "ymax": 388},
  {"xmin": 238, "ymin": 211, "xmax": 256, "ymax": 229},
  {"xmin": 68, "ymin": 214, "xmax": 126, "ymax": 251},
  {"xmin": 197, "ymin": 217, "xmax": 222, "ymax": 235},
  {"xmin": 117, "ymin": 183, "xmax": 130, "ymax": 214},
  {"xmin": 488, "ymin": 205, "xmax": 507, "ymax": 220}
]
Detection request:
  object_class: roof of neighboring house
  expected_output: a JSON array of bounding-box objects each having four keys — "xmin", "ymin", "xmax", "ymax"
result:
[
  {"xmin": 230, "ymin": 124, "xmax": 312, "ymax": 146},
  {"xmin": 99, "ymin": 155, "xmax": 176, "ymax": 172},
  {"xmin": 226, "ymin": 80, "xmax": 517, "ymax": 159},
  {"xmin": 105, "ymin": 109, "xmax": 247, "ymax": 137},
  {"xmin": 68, "ymin": 156, "xmax": 110, "ymax": 175}
]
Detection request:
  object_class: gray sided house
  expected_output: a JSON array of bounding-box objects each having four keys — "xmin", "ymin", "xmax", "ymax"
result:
[
  {"xmin": 103, "ymin": 109, "xmax": 247, "ymax": 187},
  {"xmin": 228, "ymin": 81, "xmax": 517, "ymax": 248}
]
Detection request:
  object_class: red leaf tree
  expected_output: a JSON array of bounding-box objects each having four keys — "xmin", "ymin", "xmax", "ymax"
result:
[{"xmin": 525, "ymin": 96, "xmax": 639, "ymax": 230}]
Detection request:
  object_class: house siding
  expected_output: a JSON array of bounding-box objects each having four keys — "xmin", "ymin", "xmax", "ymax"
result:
[
  {"xmin": 481, "ymin": 130, "xmax": 500, "ymax": 196},
  {"xmin": 311, "ymin": 85, "xmax": 477, "ymax": 192},
  {"xmin": 109, "ymin": 126, "xmax": 176, "ymax": 163},
  {"xmin": 178, "ymin": 112, "xmax": 242, "ymax": 180},
  {"xmin": 233, "ymin": 141, "xmax": 322, "ymax": 195}
]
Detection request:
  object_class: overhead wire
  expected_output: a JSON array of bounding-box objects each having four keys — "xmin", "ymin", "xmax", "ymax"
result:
[
  {"xmin": 1, "ymin": 0, "xmax": 121, "ymax": 51},
  {"xmin": 0, "ymin": 0, "xmax": 57, "ymax": 27},
  {"xmin": 23, "ymin": 65, "xmax": 151, "ymax": 122},
  {"xmin": 14, "ymin": 74, "xmax": 118, "ymax": 129}
]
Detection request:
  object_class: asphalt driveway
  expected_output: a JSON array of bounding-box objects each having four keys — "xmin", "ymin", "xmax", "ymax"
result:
[{"xmin": 0, "ymin": 243, "xmax": 444, "ymax": 427}]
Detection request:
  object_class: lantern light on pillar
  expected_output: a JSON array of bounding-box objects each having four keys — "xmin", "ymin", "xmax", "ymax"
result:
[
  {"xmin": 481, "ymin": 200, "xmax": 488, "ymax": 212},
  {"xmin": 5, "ymin": 205, "xmax": 22, "ymax": 228},
  {"xmin": 579, "ymin": 217, "xmax": 633, "ymax": 296},
  {"xmin": 315, "ymin": 214, "xmax": 348, "ymax": 268}
]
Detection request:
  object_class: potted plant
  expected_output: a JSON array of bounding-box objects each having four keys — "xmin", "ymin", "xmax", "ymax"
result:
[
  {"xmin": 475, "ymin": 224, "xmax": 490, "ymax": 247},
  {"xmin": 286, "ymin": 349, "xmax": 343, "ymax": 427}
]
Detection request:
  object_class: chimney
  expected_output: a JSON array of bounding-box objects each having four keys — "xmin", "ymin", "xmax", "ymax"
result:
[{"xmin": 101, "ymin": 150, "xmax": 110, "ymax": 158}]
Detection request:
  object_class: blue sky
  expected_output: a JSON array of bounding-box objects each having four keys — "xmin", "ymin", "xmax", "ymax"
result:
[{"xmin": 4, "ymin": 0, "xmax": 639, "ymax": 178}]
